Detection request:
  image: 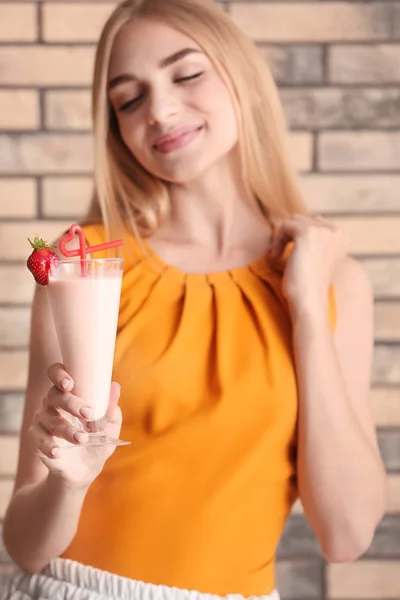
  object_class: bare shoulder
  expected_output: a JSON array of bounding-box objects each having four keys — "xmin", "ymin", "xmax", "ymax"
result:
[{"xmin": 332, "ymin": 255, "xmax": 374, "ymax": 302}]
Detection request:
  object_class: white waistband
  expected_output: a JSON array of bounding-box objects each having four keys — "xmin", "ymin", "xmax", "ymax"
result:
[{"xmin": 1, "ymin": 558, "xmax": 280, "ymax": 600}]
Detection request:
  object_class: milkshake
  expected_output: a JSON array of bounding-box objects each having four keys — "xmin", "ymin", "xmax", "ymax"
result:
[
  {"xmin": 47, "ymin": 259, "xmax": 123, "ymax": 422},
  {"xmin": 26, "ymin": 224, "xmax": 128, "ymax": 446}
]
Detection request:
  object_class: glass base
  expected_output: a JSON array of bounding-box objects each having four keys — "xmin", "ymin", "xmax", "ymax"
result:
[
  {"xmin": 61, "ymin": 434, "xmax": 131, "ymax": 448},
  {"xmin": 65, "ymin": 416, "xmax": 131, "ymax": 447},
  {"xmin": 84, "ymin": 434, "xmax": 131, "ymax": 447}
]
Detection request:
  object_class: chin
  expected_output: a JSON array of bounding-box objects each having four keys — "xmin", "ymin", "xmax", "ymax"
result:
[{"xmin": 154, "ymin": 157, "xmax": 214, "ymax": 185}]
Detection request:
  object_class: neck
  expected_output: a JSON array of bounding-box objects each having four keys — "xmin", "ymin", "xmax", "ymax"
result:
[{"xmin": 162, "ymin": 153, "xmax": 269, "ymax": 256}]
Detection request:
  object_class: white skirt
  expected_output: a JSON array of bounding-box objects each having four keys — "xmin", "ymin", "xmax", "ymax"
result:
[{"xmin": 0, "ymin": 558, "xmax": 281, "ymax": 600}]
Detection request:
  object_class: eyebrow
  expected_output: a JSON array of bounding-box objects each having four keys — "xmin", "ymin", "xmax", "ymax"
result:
[{"xmin": 108, "ymin": 47, "xmax": 201, "ymax": 91}]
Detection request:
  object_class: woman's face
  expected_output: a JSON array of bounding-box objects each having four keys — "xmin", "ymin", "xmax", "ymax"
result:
[{"xmin": 108, "ymin": 19, "xmax": 239, "ymax": 183}]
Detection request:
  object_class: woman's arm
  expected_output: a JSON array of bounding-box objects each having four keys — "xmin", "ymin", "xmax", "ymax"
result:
[
  {"xmin": 2, "ymin": 286, "xmax": 90, "ymax": 573},
  {"xmin": 291, "ymin": 256, "xmax": 387, "ymax": 562},
  {"xmin": 4, "ymin": 474, "xmax": 90, "ymax": 574}
]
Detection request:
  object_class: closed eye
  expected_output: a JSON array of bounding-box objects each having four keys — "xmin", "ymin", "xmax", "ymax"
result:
[
  {"xmin": 118, "ymin": 96, "xmax": 143, "ymax": 112},
  {"xmin": 175, "ymin": 72, "xmax": 204, "ymax": 83},
  {"xmin": 117, "ymin": 72, "xmax": 204, "ymax": 112}
]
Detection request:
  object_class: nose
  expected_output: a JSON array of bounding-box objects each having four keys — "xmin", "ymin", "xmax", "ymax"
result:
[{"xmin": 147, "ymin": 87, "xmax": 179, "ymax": 126}]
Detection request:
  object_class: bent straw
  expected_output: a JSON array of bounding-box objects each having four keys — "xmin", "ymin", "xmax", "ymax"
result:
[{"xmin": 58, "ymin": 224, "xmax": 124, "ymax": 277}]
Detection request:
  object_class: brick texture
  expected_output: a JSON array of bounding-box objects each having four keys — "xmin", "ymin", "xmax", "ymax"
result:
[
  {"xmin": 44, "ymin": 91, "xmax": 92, "ymax": 131},
  {"xmin": 329, "ymin": 45, "xmax": 400, "ymax": 84},
  {"xmin": 42, "ymin": 177, "xmax": 93, "ymax": 217},
  {"xmin": 300, "ymin": 175, "xmax": 400, "ymax": 214},
  {"xmin": 42, "ymin": 3, "xmax": 115, "ymax": 42},
  {"xmin": 371, "ymin": 389, "xmax": 400, "ymax": 427},
  {"xmin": 0, "ymin": 91, "xmax": 40, "ymax": 131},
  {"xmin": 0, "ymin": 4, "xmax": 37, "ymax": 43},
  {"xmin": 0, "ymin": 267, "xmax": 35, "ymax": 305},
  {"xmin": 319, "ymin": 132, "xmax": 400, "ymax": 171},
  {"xmin": 230, "ymin": 3, "xmax": 394, "ymax": 43},
  {"xmin": 327, "ymin": 561, "xmax": 400, "ymax": 599},
  {"xmin": 0, "ymin": 134, "xmax": 93, "ymax": 174},
  {"xmin": 0, "ymin": 352, "xmax": 29, "ymax": 390},
  {"xmin": 388, "ymin": 476, "xmax": 400, "ymax": 513},
  {"xmin": 281, "ymin": 88, "xmax": 400, "ymax": 130},
  {"xmin": 0, "ymin": 47, "xmax": 96, "ymax": 86},
  {"xmin": 0, "ymin": 437, "xmax": 19, "ymax": 478},
  {"xmin": 0, "ymin": 2, "xmax": 399, "ymax": 599},
  {"xmin": 0, "ymin": 221, "xmax": 70, "ymax": 260},
  {"xmin": 0, "ymin": 179, "xmax": 36, "ymax": 218},
  {"xmin": 0, "ymin": 480, "xmax": 14, "ymax": 520},
  {"xmin": 0, "ymin": 394, "xmax": 24, "ymax": 434}
]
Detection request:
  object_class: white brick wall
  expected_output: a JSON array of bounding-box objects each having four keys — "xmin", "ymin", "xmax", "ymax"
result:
[{"xmin": 0, "ymin": 1, "xmax": 399, "ymax": 597}]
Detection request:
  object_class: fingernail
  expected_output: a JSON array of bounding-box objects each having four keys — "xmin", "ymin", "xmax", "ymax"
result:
[
  {"xmin": 80, "ymin": 407, "xmax": 93, "ymax": 419},
  {"xmin": 60, "ymin": 378, "xmax": 70, "ymax": 390},
  {"xmin": 51, "ymin": 447, "xmax": 59, "ymax": 457},
  {"xmin": 74, "ymin": 431, "xmax": 87, "ymax": 443}
]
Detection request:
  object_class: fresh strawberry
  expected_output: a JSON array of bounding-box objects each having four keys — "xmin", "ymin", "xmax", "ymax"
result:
[{"xmin": 27, "ymin": 236, "xmax": 60, "ymax": 286}]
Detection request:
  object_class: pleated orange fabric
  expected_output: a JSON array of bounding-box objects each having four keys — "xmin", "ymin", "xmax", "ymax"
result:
[{"xmin": 62, "ymin": 223, "xmax": 337, "ymax": 596}]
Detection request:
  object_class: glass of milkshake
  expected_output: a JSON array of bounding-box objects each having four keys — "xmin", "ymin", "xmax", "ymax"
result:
[{"xmin": 47, "ymin": 257, "xmax": 128, "ymax": 446}]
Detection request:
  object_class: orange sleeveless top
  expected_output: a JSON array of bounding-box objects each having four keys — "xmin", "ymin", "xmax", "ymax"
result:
[{"xmin": 62, "ymin": 224, "xmax": 337, "ymax": 596}]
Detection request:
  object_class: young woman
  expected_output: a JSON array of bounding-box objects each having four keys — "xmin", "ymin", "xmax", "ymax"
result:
[{"xmin": 2, "ymin": 1, "xmax": 387, "ymax": 599}]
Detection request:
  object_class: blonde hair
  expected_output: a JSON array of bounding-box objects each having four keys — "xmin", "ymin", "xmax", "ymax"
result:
[{"xmin": 85, "ymin": 0, "xmax": 311, "ymax": 242}]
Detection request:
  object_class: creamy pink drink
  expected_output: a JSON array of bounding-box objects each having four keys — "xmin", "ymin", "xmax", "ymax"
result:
[
  {"xmin": 46, "ymin": 258, "xmax": 127, "ymax": 446},
  {"xmin": 25, "ymin": 224, "xmax": 127, "ymax": 447},
  {"xmin": 48, "ymin": 261, "xmax": 122, "ymax": 421}
]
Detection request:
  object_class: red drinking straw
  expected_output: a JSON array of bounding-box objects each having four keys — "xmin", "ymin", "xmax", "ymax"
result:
[{"xmin": 58, "ymin": 224, "xmax": 124, "ymax": 277}]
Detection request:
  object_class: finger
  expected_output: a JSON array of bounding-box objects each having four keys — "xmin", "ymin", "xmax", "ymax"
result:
[
  {"xmin": 107, "ymin": 383, "xmax": 122, "ymax": 425},
  {"xmin": 292, "ymin": 213, "xmax": 309, "ymax": 221},
  {"xmin": 35, "ymin": 408, "xmax": 88, "ymax": 446},
  {"xmin": 108, "ymin": 405, "xmax": 123, "ymax": 432},
  {"xmin": 293, "ymin": 214, "xmax": 324, "ymax": 228},
  {"xmin": 47, "ymin": 363, "xmax": 74, "ymax": 393},
  {"xmin": 269, "ymin": 220, "xmax": 301, "ymax": 257},
  {"xmin": 105, "ymin": 383, "xmax": 122, "ymax": 441},
  {"xmin": 28, "ymin": 422, "xmax": 60, "ymax": 459},
  {"xmin": 314, "ymin": 215, "xmax": 336, "ymax": 229},
  {"xmin": 45, "ymin": 386, "xmax": 94, "ymax": 421}
]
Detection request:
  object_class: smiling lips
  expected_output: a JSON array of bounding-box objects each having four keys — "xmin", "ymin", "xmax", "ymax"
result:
[{"xmin": 153, "ymin": 125, "xmax": 203, "ymax": 154}]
